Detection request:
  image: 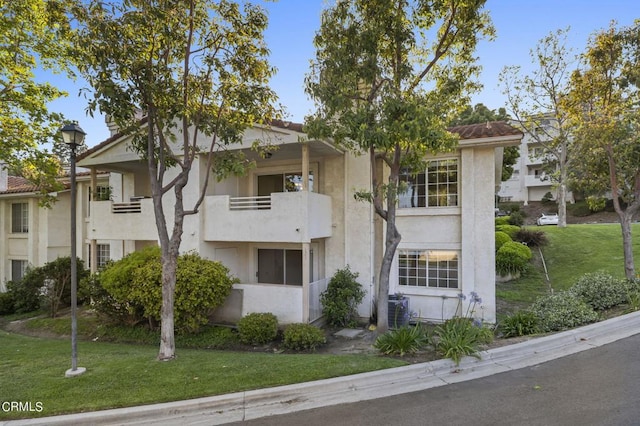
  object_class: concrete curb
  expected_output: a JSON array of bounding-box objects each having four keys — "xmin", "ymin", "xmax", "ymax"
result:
[{"xmin": 5, "ymin": 310, "xmax": 640, "ymax": 425}]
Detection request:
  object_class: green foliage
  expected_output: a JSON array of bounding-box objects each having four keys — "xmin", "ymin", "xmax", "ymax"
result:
[
  {"xmin": 507, "ymin": 210, "xmax": 524, "ymax": 226},
  {"xmin": 569, "ymin": 271, "xmax": 628, "ymax": 311},
  {"xmin": 237, "ymin": 312, "xmax": 278, "ymax": 345},
  {"xmin": 320, "ymin": 266, "xmax": 365, "ymax": 328},
  {"xmin": 500, "ymin": 311, "xmax": 539, "ymax": 337},
  {"xmin": 282, "ymin": 323, "xmax": 327, "ymax": 352},
  {"xmin": 0, "ymin": 0, "xmax": 74, "ymax": 200},
  {"xmin": 531, "ymin": 292, "xmax": 599, "ymax": 332},
  {"xmin": 6, "ymin": 277, "xmax": 41, "ymax": 315},
  {"xmin": 496, "ymin": 241, "xmax": 532, "ymax": 276},
  {"xmin": 434, "ymin": 318, "xmax": 489, "ymax": 366},
  {"xmin": 541, "ymin": 192, "xmax": 554, "ymax": 204},
  {"xmin": 567, "ymin": 201, "xmax": 592, "ymax": 217},
  {"xmin": 4, "ymin": 257, "xmax": 89, "ymax": 317},
  {"xmin": 0, "ymin": 292, "xmax": 15, "ymax": 315},
  {"xmin": 514, "ymin": 229, "xmax": 548, "ymax": 247},
  {"xmin": 374, "ymin": 324, "xmax": 429, "ymax": 357},
  {"xmin": 94, "ymin": 247, "xmax": 237, "ymax": 333},
  {"xmin": 495, "ymin": 224, "xmax": 520, "ymax": 238},
  {"xmin": 586, "ymin": 196, "xmax": 607, "ymax": 212},
  {"xmin": 495, "ymin": 231, "xmax": 512, "ymax": 251},
  {"xmin": 495, "ymin": 216, "xmax": 511, "ymax": 226}
]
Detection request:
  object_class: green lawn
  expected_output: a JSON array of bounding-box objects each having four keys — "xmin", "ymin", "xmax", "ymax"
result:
[
  {"xmin": 0, "ymin": 330, "xmax": 406, "ymax": 420},
  {"xmin": 497, "ymin": 223, "xmax": 640, "ymax": 311}
]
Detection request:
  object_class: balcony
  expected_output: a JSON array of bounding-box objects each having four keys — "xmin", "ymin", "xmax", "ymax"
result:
[
  {"xmin": 88, "ymin": 198, "xmax": 158, "ymax": 241},
  {"xmin": 203, "ymin": 191, "xmax": 332, "ymax": 242},
  {"xmin": 525, "ymin": 175, "xmax": 552, "ymax": 188}
]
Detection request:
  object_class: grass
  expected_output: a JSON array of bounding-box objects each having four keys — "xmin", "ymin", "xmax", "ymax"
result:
[
  {"xmin": 497, "ymin": 223, "xmax": 640, "ymax": 311},
  {"xmin": 0, "ymin": 330, "xmax": 406, "ymax": 420}
]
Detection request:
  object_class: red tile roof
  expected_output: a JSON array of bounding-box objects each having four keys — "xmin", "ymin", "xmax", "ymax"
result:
[{"xmin": 1, "ymin": 171, "xmax": 109, "ymax": 195}]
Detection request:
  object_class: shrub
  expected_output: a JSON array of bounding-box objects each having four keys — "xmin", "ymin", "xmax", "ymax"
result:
[
  {"xmin": 495, "ymin": 231, "xmax": 512, "ymax": 251},
  {"xmin": 505, "ymin": 203, "xmax": 521, "ymax": 213},
  {"xmin": 531, "ymin": 292, "xmax": 599, "ymax": 332},
  {"xmin": 0, "ymin": 292, "xmax": 15, "ymax": 315},
  {"xmin": 237, "ymin": 312, "xmax": 278, "ymax": 345},
  {"xmin": 586, "ymin": 196, "xmax": 606, "ymax": 212},
  {"xmin": 567, "ymin": 201, "xmax": 591, "ymax": 217},
  {"xmin": 282, "ymin": 323, "xmax": 326, "ymax": 351},
  {"xmin": 96, "ymin": 246, "xmax": 237, "ymax": 332},
  {"xmin": 6, "ymin": 277, "xmax": 41, "ymax": 314},
  {"xmin": 495, "ymin": 224, "xmax": 520, "ymax": 238},
  {"xmin": 495, "ymin": 216, "xmax": 511, "ymax": 226},
  {"xmin": 500, "ymin": 311, "xmax": 538, "ymax": 337},
  {"xmin": 541, "ymin": 191, "xmax": 554, "ymax": 204},
  {"xmin": 569, "ymin": 271, "xmax": 628, "ymax": 311},
  {"xmin": 514, "ymin": 228, "xmax": 548, "ymax": 247},
  {"xmin": 507, "ymin": 210, "xmax": 524, "ymax": 226},
  {"xmin": 434, "ymin": 318, "xmax": 492, "ymax": 365},
  {"xmin": 374, "ymin": 323, "xmax": 429, "ymax": 356},
  {"xmin": 320, "ymin": 266, "xmax": 365, "ymax": 328},
  {"xmin": 496, "ymin": 241, "xmax": 532, "ymax": 276}
]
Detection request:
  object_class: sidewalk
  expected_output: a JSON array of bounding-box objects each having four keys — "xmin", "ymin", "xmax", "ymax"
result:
[{"xmin": 5, "ymin": 310, "xmax": 640, "ymax": 426}]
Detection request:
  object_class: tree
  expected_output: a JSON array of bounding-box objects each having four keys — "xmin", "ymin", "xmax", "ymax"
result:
[
  {"xmin": 450, "ymin": 103, "xmax": 518, "ymax": 181},
  {"xmin": 564, "ymin": 22, "xmax": 640, "ymax": 280},
  {"xmin": 305, "ymin": 0, "xmax": 494, "ymax": 333},
  {"xmin": 499, "ymin": 28, "xmax": 577, "ymax": 227},
  {"xmin": 1, "ymin": 0, "xmax": 75, "ymax": 199},
  {"xmin": 74, "ymin": 0, "xmax": 278, "ymax": 360}
]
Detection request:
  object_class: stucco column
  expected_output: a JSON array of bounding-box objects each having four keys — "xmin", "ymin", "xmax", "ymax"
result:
[
  {"xmin": 302, "ymin": 143, "xmax": 309, "ymax": 191},
  {"xmin": 302, "ymin": 242, "xmax": 310, "ymax": 323},
  {"xmin": 89, "ymin": 168, "xmax": 98, "ymax": 273}
]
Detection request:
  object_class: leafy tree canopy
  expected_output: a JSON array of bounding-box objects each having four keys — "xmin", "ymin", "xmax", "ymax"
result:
[{"xmin": 0, "ymin": 0, "xmax": 75, "ymax": 197}]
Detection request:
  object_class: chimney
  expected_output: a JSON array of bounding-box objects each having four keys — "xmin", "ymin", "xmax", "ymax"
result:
[{"xmin": 0, "ymin": 162, "xmax": 8, "ymax": 192}]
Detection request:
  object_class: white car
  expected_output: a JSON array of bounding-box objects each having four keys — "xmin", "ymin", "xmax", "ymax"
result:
[{"xmin": 537, "ymin": 213, "xmax": 559, "ymax": 226}]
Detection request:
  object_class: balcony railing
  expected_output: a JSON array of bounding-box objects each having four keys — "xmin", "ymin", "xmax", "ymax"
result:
[
  {"xmin": 204, "ymin": 191, "xmax": 332, "ymax": 243},
  {"xmin": 229, "ymin": 196, "xmax": 272, "ymax": 210}
]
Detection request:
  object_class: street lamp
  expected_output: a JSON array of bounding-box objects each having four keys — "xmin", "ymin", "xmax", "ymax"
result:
[{"xmin": 60, "ymin": 122, "xmax": 87, "ymax": 378}]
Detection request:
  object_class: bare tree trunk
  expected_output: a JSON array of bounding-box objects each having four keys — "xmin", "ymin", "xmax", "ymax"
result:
[
  {"xmin": 158, "ymin": 244, "xmax": 178, "ymax": 360},
  {"xmin": 557, "ymin": 182, "xmax": 568, "ymax": 228},
  {"xmin": 376, "ymin": 216, "xmax": 401, "ymax": 334}
]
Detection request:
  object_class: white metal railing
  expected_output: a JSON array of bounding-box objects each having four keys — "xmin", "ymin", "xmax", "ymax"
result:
[
  {"xmin": 229, "ymin": 195, "xmax": 271, "ymax": 210},
  {"xmin": 112, "ymin": 201, "xmax": 142, "ymax": 214}
]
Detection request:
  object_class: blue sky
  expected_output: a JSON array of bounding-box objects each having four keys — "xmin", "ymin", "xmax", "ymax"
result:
[{"xmin": 46, "ymin": 0, "xmax": 640, "ymax": 148}]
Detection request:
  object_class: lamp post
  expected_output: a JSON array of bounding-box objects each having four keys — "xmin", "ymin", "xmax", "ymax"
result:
[{"xmin": 60, "ymin": 122, "xmax": 87, "ymax": 378}]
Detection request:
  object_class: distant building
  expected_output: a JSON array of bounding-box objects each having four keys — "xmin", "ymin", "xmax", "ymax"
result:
[{"xmin": 498, "ymin": 119, "xmax": 573, "ymax": 205}]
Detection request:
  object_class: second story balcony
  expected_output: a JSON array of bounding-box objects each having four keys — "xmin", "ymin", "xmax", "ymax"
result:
[
  {"xmin": 203, "ymin": 191, "xmax": 332, "ymax": 243},
  {"xmin": 88, "ymin": 198, "xmax": 159, "ymax": 241}
]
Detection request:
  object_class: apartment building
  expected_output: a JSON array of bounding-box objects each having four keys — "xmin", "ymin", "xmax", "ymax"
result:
[{"xmin": 75, "ymin": 120, "xmax": 522, "ymax": 325}]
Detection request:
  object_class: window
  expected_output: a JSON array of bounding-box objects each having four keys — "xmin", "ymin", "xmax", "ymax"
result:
[
  {"xmin": 257, "ymin": 248, "xmax": 313, "ymax": 285},
  {"xmin": 257, "ymin": 172, "xmax": 314, "ymax": 195},
  {"xmin": 88, "ymin": 244, "xmax": 111, "ymax": 269},
  {"xmin": 399, "ymin": 159, "xmax": 458, "ymax": 208},
  {"xmin": 11, "ymin": 203, "xmax": 28, "ymax": 233},
  {"xmin": 398, "ymin": 250, "xmax": 459, "ymax": 289},
  {"xmin": 11, "ymin": 260, "xmax": 28, "ymax": 282}
]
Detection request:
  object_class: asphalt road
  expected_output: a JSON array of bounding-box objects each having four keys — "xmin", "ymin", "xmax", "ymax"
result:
[{"xmin": 231, "ymin": 334, "xmax": 640, "ymax": 426}]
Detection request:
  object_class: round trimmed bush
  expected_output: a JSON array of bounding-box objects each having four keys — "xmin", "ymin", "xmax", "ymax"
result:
[
  {"xmin": 569, "ymin": 271, "xmax": 628, "ymax": 311},
  {"xmin": 496, "ymin": 241, "xmax": 532, "ymax": 276},
  {"xmin": 531, "ymin": 292, "xmax": 599, "ymax": 332},
  {"xmin": 237, "ymin": 312, "xmax": 278, "ymax": 345},
  {"xmin": 283, "ymin": 323, "xmax": 326, "ymax": 351},
  {"xmin": 495, "ymin": 231, "xmax": 512, "ymax": 251},
  {"xmin": 320, "ymin": 266, "xmax": 365, "ymax": 328},
  {"xmin": 495, "ymin": 224, "xmax": 521, "ymax": 238},
  {"xmin": 495, "ymin": 216, "xmax": 511, "ymax": 226},
  {"xmin": 96, "ymin": 246, "xmax": 237, "ymax": 332}
]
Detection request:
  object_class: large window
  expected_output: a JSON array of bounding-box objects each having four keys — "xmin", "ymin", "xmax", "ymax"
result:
[
  {"xmin": 398, "ymin": 249, "xmax": 459, "ymax": 289},
  {"xmin": 257, "ymin": 249, "xmax": 313, "ymax": 285},
  {"xmin": 11, "ymin": 260, "xmax": 28, "ymax": 282},
  {"xmin": 399, "ymin": 159, "xmax": 458, "ymax": 208},
  {"xmin": 11, "ymin": 203, "xmax": 29, "ymax": 233}
]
